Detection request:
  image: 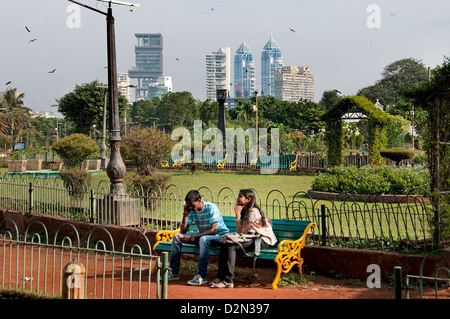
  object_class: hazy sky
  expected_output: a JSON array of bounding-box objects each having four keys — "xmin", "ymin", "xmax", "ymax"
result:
[{"xmin": 1, "ymin": 0, "xmax": 449, "ymax": 116}]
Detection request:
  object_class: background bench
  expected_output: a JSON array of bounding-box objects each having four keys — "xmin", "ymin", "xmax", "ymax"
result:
[{"xmin": 153, "ymin": 216, "xmax": 315, "ymax": 289}]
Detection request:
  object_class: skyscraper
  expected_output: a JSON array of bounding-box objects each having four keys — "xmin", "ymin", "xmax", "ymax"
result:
[
  {"xmin": 117, "ymin": 73, "xmax": 132, "ymax": 104},
  {"xmin": 234, "ymin": 40, "xmax": 256, "ymax": 99},
  {"xmin": 206, "ymin": 47, "xmax": 231, "ymax": 101},
  {"xmin": 128, "ymin": 33, "xmax": 163, "ymax": 101},
  {"xmin": 274, "ymin": 66, "xmax": 315, "ymax": 102},
  {"xmin": 261, "ymin": 35, "xmax": 283, "ymax": 97}
]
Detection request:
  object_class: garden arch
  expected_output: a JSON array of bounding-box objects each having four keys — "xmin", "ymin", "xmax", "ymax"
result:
[{"xmin": 323, "ymin": 96, "xmax": 393, "ymax": 167}]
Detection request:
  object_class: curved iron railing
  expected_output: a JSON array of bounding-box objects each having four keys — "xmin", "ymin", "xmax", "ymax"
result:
[
  {"xmin": 0, "ymin": 176, "xmax": 436, "ymax": 250},
  {"xmin": 0, "ymin": 218, "xmax": 163, "ymax": 299}
]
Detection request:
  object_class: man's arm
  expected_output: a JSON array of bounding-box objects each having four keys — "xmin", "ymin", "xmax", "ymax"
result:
[
  {"xmin": 180, "ymin": 206, "xmax": 190, "ymax": 234},
  {"xmin": 190, "ymin": 222, "xmax": 218, "ymax": 241}
]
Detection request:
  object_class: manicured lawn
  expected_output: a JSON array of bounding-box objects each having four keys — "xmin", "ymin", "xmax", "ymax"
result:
[{"xmin": 166, "ymin": 170, "xmax": 315, "ymax": 201}]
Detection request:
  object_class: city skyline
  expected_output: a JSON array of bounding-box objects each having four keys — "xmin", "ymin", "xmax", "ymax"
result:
[{"xmin": 1, "ymin": 0, "xmax": 449, "ymax": 116}]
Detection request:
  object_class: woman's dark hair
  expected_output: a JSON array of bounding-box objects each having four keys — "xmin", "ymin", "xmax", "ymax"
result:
[
  {"xmin": 185, "ymin": 190, "xmax": 201, "ymax": 203},
  {"xmin": 239, "ymin": 189, "xmax": 271, "ymax": 226}
]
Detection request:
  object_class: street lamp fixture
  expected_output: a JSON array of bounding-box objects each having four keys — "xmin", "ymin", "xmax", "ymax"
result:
[{"xmin": 68, "ymin": 0, "xmax": 140, "ymax": 194}]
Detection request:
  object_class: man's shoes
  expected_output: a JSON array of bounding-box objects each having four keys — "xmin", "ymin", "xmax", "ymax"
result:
[
  {"xmin": 187, "ymin": 274, "xmax": 207, "ymax": 286},
  {"xmin": 165, "ymin": 270, "xmax": 179, "ymax": 281}
]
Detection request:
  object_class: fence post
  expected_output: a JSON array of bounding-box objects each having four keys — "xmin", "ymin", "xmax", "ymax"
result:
[
  {"xmin": 28, "ymin": 182, "xmax": 33, "ymax": 213},
  {"xmin": 89, "ymin": 189, "xmax": 95, "ymax": 223},
  {"xmin": 321, "ymin": 204, "xmax": 327, "ymax": 246},
  {"xmin": 394, "ymin": 266, "xmax": 402, "ymax": 299},
  {"xmin": 434, "ymin": 209, "xmax": 440, "ymax": 251},
  {"xmin": 161, "ymin": 251, "xmax": 169, "ymax": 299}
]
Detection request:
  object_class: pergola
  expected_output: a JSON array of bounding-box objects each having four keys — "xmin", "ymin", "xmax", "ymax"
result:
[{"xmin": 322, "ymin": 96, "xmax": 393, "ymax": 167}]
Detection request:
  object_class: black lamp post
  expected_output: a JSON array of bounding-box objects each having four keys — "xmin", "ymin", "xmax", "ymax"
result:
[{"xmin": 68, "ymin": 0, "xmax": 139, "ymax": 194}]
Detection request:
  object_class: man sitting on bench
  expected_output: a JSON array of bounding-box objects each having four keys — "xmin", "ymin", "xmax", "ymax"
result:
[{"xmin": 167, "ymin": 190, "xmax": 229, "ymax": 286}]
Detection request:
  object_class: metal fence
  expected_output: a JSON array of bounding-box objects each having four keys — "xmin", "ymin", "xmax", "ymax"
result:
[
  {"xmin": 0, "ymin": 218, "xmax": 167, "ymax": 299},
  {"xmin": 0, "ymin": 175, "xmax": 437, "ymax": 251},
  {"xmin": 394, "ymin": 249, "xmax": 450, "ymax": 299}
]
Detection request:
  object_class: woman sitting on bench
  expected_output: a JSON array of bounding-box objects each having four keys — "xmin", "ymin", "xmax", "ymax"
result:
[{"xmin": 209, "ymin": 189, "xmax": 277, "ymax": 288}]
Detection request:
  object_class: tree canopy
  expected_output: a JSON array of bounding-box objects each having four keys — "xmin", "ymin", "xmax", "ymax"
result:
[
  {"xmin": 56, "ymin": 80, "xmax": 128, "ymax": 134},
  {"xmin": 357, "ymin": 58, "xmax": 429, "ymax": 105}
]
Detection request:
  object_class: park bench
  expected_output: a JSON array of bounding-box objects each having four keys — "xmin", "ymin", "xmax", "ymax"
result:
[
  {"xmin": 160, "ymin": 153, "xmax": 188, "ymax": 168},
  {"xmin": 153, "ymin": 215, "xmax": 315, "ymax": 289},
  {"xmin": 216, "ymin": 154, "xmax": 228, "ymax": 169},
  {"xmin": 248, "ymin": 154, "xmax": 297, "ymax": 171}
]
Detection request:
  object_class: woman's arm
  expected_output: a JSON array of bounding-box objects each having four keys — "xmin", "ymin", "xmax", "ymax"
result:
[{"xmin": 234, "ymin": 205, "xmax": 254, "ymax": 233}]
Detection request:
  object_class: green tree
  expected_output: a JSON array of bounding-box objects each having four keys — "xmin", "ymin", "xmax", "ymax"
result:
[
  {"xmin": 129, "ymin": 97, "xmax": 160, "ymax": 127},
  {"xmin": 357, "ymin": 58, "xmax": 429, "ymax": 106},
  {"xmin": 56, "ymin": 80, "xmax": 128, "ymax": 134},
  {"xmin": 198, "ymin": 99, "xmax": 219, "ymax": 127},
  {"xmin": 1, "ymin": 88, "xmax": 25, "ymax": 110},
  {"xmin": 404, "ymin": 56, "xmax": 450, "ymax": 240},
  {"xmin": 318, "ymin": 90, "xmax": 342, "ymax": 110},
  {"xmin": 156, "ymin": 91, "xmax": 199, "ymax": 129},
  {"xmin": 0, "ymin": 88, "xmax": 32, "ymax": 143}
]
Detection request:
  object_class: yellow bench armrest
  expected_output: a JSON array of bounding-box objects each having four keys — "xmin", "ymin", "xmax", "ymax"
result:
[
  {"xmin": 152, "ymin": 228, "xmax": 180, "ymax": 251},
  {"xmin": 217, "ymin": 154, "xmax": 228, "ymax": 168},
  {"xmin": 272, "ymin": 222, "xmax": 315, "ymax": 289}
]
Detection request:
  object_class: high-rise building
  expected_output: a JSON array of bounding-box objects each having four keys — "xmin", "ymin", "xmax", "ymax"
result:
[
  {"xmin": 148, "ymin": 76, "xmax": 172, "ymax": 99},
  {"xmin": 261, "ymin": 35, "xmax": 283, "ymax": 97},
  {"xmin": 274, "ymin": 66, "xmax": 315, "ymax": 102},
  {"xmin": 234, "ymin": 40, "xmax": 256, "ymax": 99},
  {"xmin": 117, "ymin": 73, "xmax": 132, "ymax": 103},
  {"xmin": 206, "ymin": 47, "xmax": 231, "ymax": 101},
  {"xmin": 128, "ymin": 33, "xmax": 163, "ymax": 101}
]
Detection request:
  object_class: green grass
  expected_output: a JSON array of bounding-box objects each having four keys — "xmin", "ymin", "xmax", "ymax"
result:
[{"xmin": 167, "ymin": 170, "xmax": 315, "ymax": 202}]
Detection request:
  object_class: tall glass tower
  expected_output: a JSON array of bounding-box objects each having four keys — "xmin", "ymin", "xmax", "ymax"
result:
[
  {"xmin": 234, "ymin": 40, "xmax": 256, "ymax": 99},
  {"xmin": 261, "ymin": 35, "xmax": 283, "ymax": 97}
]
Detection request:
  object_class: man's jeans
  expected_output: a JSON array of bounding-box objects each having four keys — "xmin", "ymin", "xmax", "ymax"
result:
[{"xmin": 170, "ymin": 232, "xmax": 220, "ymax": 278}]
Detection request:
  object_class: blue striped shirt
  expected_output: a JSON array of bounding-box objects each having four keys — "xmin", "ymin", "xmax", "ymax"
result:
[{"xmin": 187, "ymin": 202, "xmax": 229, "ymax": 235}]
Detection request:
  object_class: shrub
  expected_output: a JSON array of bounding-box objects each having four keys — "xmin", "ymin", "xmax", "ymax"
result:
[
  {"xmin": 311, "ymin": 165, "xmax": 430, "ymax": 195},
  {"xmin": 121, "ymin": 126, "xmax": 174, "ymax": 175},
  {"xmin": 59, "ymin": 168, "xmax": 92, "ymax": 198},
  {"xmin": 125, "ymin": 171, "xmax": 172, "ymax": 195},
  {"xmin": 412, "ymin": 153, "xmax": 426, "ymax": 165},
  {"xmin": 52, "ymin": 134, "xmax": 99, "ymax": 169}
]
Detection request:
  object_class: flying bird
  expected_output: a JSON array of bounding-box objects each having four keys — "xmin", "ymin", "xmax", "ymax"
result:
[
  {"xmin": 48, "ymin": 69, "xmax": 56, "ymax": 73},
  {"xmin": 175, "ymin": 57, "xmax": 180, "ymax": 61},
  {"xmin": 25, "ymin": 26, "xmax": 31, "ymax": 32},
  {"xmin": 5, "ymin": 81, "xmax": 11, "ymax": 85},
  {"xmin": 29, "ymin": 39, "xmax": 37, "ymax": 43},
  {"xmin": 211, "ymin": 8, "xmax": 214, "ymax": 11},
  {"xmin": 289, "ymin": 28, "xmax": 295, "ymax": 33}
]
